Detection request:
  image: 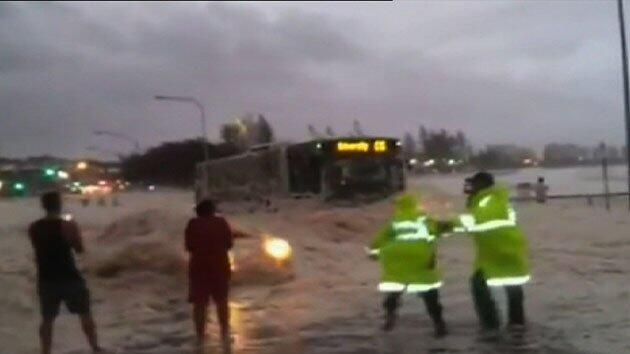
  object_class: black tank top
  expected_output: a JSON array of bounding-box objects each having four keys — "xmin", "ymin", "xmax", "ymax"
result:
[{"xmin": 29, "ymin": 218, "xmax": 82, "ymax": 283}]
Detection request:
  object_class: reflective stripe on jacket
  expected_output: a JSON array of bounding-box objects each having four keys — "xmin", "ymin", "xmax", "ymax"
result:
[
  {"xmin": 455, "ymin": 186, "xmax": 530, "ymax": 286},
  {"xmin": 369, "ymin": 195, "xmax": 444, "ymax": 292}
]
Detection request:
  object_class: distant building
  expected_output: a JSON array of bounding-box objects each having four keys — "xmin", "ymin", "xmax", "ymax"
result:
[
  {"xmin": 543, "ymin": 143, "xmax": 625, "ymax": 165},
  {"xmin": 593, "ymin": 144, "xmax": 620, "ymax": 161},
  {"xmin": 0, "ymin": 159, "xmax": 17, "ymax": 172},
  {"xmin": 485, "ymin": 144, "xmax": 537, "ymax": 166},
  {"xmin": 543, "ymin": 144, "xmax": 590, "ymax": 165}
]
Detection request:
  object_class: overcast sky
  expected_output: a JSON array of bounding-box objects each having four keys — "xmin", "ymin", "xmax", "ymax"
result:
[{"xmin": 1, "ymin": 1, "xmax": 628, "ymax": 158}]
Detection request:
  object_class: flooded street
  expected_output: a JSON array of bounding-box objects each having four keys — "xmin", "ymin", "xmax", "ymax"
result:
[
  {"xmin": 4, "ymin": 1, "xmax": 630, "ymax": 353},
  {"xmin": 2, "ymin": 179, "xmax": 628, "ymax": 354}
]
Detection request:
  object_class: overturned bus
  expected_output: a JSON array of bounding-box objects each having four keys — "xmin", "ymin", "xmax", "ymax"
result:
[{"xmin": 195, "ymin": 137, "xmax": 405, "ymax": 201}]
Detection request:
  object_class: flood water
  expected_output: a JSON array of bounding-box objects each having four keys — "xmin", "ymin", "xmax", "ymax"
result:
[{"xmin": 421, "ymin": 165, "xmax": 629, "ymax": 196}]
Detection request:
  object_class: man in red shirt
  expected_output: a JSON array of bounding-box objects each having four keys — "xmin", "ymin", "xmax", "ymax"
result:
[{"xmin": 185, "ymin": 199, "xmax": 233, "ymax": 347}]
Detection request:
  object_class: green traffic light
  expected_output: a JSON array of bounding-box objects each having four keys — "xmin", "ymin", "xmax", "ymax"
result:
[
  {"xmin": 45, "ymin": 168, "xmax": 55, "ymax": 176},
  {"xmin": 14, "ymin": 182, "xmax": 25, "ymax": 191}
]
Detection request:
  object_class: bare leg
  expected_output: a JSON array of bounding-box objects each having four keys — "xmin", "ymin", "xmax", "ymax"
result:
[
  {"xmin": 39, "ymin": 319, "xmax": 54, "ymax": 354},
  {"xmin": 193, "ymin": 303, "xmax": 208, "ymax": 344},
  {"xmin": 215, "ymin": 297, "xmax": 230, "ymax": 340},
  {"xmin": 218, "ymin": 300, "xmax": 231, "ymax": 354},
  {"xmin": 80, "ymin": 313, "xmax": 102, "ymax": 352}
]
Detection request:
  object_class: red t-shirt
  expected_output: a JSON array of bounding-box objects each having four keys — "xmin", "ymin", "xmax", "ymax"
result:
[{"xmin": 185, "ymin": 215, "xmax": 233, "ymax": 281}]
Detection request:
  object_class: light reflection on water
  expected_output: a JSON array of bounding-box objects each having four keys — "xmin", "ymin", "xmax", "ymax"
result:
[
  {"xmin": 196, "ymin": 300, "xmax": 298, "ymax": 354},
  {"xmin": 229, "ymin": 301, "xmax": 246, "ymax": 351},
  {"xmin": 238, "ymin": 310, "xmax": 303, "ymax": 353}
]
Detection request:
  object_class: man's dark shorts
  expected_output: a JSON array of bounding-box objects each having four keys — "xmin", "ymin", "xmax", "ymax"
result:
[
  {"xmin": 188, "ymin": 276, "xmax": 229, "ymax": 305},
  {"xmin": 38, "ymin": 280, "xmax": 91, "ymax": 320}
]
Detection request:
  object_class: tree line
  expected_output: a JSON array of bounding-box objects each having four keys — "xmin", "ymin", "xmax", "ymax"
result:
[
  {"xmin": 121, "ymin": 114, "xmax": 275, "ymax": 186},
  {"xmin": 119, "ymin": 116, "xmax": 627, "ymax": 186}
]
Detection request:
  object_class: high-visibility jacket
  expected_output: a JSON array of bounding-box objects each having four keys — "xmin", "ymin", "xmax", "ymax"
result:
[
  {"xmin": 455, "ymin": 186, "xmax": 530, "ymax": 287},
  {"xmin": 369, "ymin": 194, "xmax": 444, "ymax": 293}
]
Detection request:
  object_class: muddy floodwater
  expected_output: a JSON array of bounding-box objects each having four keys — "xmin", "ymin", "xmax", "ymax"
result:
[{"xmin": 1, "ymin": 176, "xmax": 629, "ymax": 354}]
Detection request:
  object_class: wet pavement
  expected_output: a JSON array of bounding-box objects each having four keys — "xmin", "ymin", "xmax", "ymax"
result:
[
  {"xmin": 107, "ymin": 306, "xmax": 592, "ymax": 354},
  {"xmin": 298, "ymin": 314, "xmax": 591, "ymax": 354}
]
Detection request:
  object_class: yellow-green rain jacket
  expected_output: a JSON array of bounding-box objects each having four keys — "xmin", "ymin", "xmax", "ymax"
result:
[
  {"xmin": 369, "ymin": 194, "xmax": 445, "ymax": 293},
  {"xmin": 455, "ymin": 186, "xmax": 530, "ymax": 286}
]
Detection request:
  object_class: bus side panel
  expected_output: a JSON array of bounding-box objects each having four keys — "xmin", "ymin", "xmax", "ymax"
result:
[{"xmin": 198, "ymin": 148, "xmax": 286, "ymax": 200}]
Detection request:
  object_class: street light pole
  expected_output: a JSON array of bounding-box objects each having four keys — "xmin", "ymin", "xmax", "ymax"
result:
[
  {"xmin": 154, "ymin": 95, "xmax": 210, "ymax": 162},
  {"xmin": 616, "ymin": 0, "xmax": 630, "ymax": 210},
  {"xmin": 193, "ymin": 99, "xmax": 210, "ymax": 163},
  {"xmin": 154, "ymin": 95, "xmax": 210, "ymax": 200}
]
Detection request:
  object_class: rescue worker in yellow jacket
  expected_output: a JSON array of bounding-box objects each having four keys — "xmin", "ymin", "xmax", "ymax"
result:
[
  {"xmin": 455, "ymin": 172, "xmax": 530, "ymax": 333},
  {"xmin": 368, "ymin": 194, "xmax": 451, "ymax": 337}
]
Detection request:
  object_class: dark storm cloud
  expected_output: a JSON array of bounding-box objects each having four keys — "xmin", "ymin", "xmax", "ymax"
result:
[
  {"xmin": 0, "ymin": 1, "xmax": 626, "ymax": 158},
  {"xmin": 0, "ymin": 2, "xmax": 364, "ymax": 157}
]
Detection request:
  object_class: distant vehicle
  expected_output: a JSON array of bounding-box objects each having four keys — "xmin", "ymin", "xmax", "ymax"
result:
[{"xmin": 195, "ymin": 137, "xmax": 405, "ymax": 201}]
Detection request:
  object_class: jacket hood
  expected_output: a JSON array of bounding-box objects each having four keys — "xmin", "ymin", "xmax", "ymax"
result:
[{"xmin": 394, "ymin": 194, "xmax": 424, "ymax": 219}]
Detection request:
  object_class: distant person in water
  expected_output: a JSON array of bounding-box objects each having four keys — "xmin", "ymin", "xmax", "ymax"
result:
[
  {"xmin": 535, "ymin": 177, "xmax": 548, "ymax": 204},
  {"xmin": 28, "ymin": 192, "xmax": 102, "ymax": 354},
  {"xmin": 185, "ymin": 199, "xmax": 233, "ymax": 348}
]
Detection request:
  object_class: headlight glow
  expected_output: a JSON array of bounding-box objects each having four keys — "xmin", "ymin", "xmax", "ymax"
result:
[{"xmin": 263, "ymin": 236, "xmax": 292, "ymax": 262}]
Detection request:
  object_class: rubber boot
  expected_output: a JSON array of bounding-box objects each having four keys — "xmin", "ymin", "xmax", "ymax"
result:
[
  {"xmin": 382, "ymin": 293, "xmax": 400, "ymax": 332},
  {"xmin": 421, "ymin": 289, "xmax": 448, "ymax": 338},
  {"xmin": 434, "ymin": 320, "xmax": 448, "ymax": 338},
  {"xmin": 471, "ymin": 271, "xmax": 500, "ymax": 331}
]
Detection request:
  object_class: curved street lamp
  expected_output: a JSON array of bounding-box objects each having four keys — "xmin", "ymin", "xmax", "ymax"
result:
[
  {"xmin": 153, "ymin": 95, "xmax": 209, "ymax": 162},
  {"xmin": 94, "ymin": 130, "xmax": 141, "ymax": 154},
  {"xmin": 154, "ymin": 95, "xmax": 210, "ymax": 199}
]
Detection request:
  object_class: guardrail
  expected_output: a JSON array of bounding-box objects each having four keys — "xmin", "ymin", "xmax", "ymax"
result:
[
  {"xmin": 512, "ymin": 192, "xmax": 630, "ymax": 210},
  {"xmin": 511, "ymin": 192, "xmax": 630, "ymax": 202}
]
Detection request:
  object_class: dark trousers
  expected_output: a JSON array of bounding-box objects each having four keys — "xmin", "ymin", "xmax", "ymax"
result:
[
  {"xmin": 383, "ymin": 289, "xmax": 445, "ymax": 326},
  {"xmin": 471, "ymin": 271, "xmax": 525, "ymax": 330}
]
